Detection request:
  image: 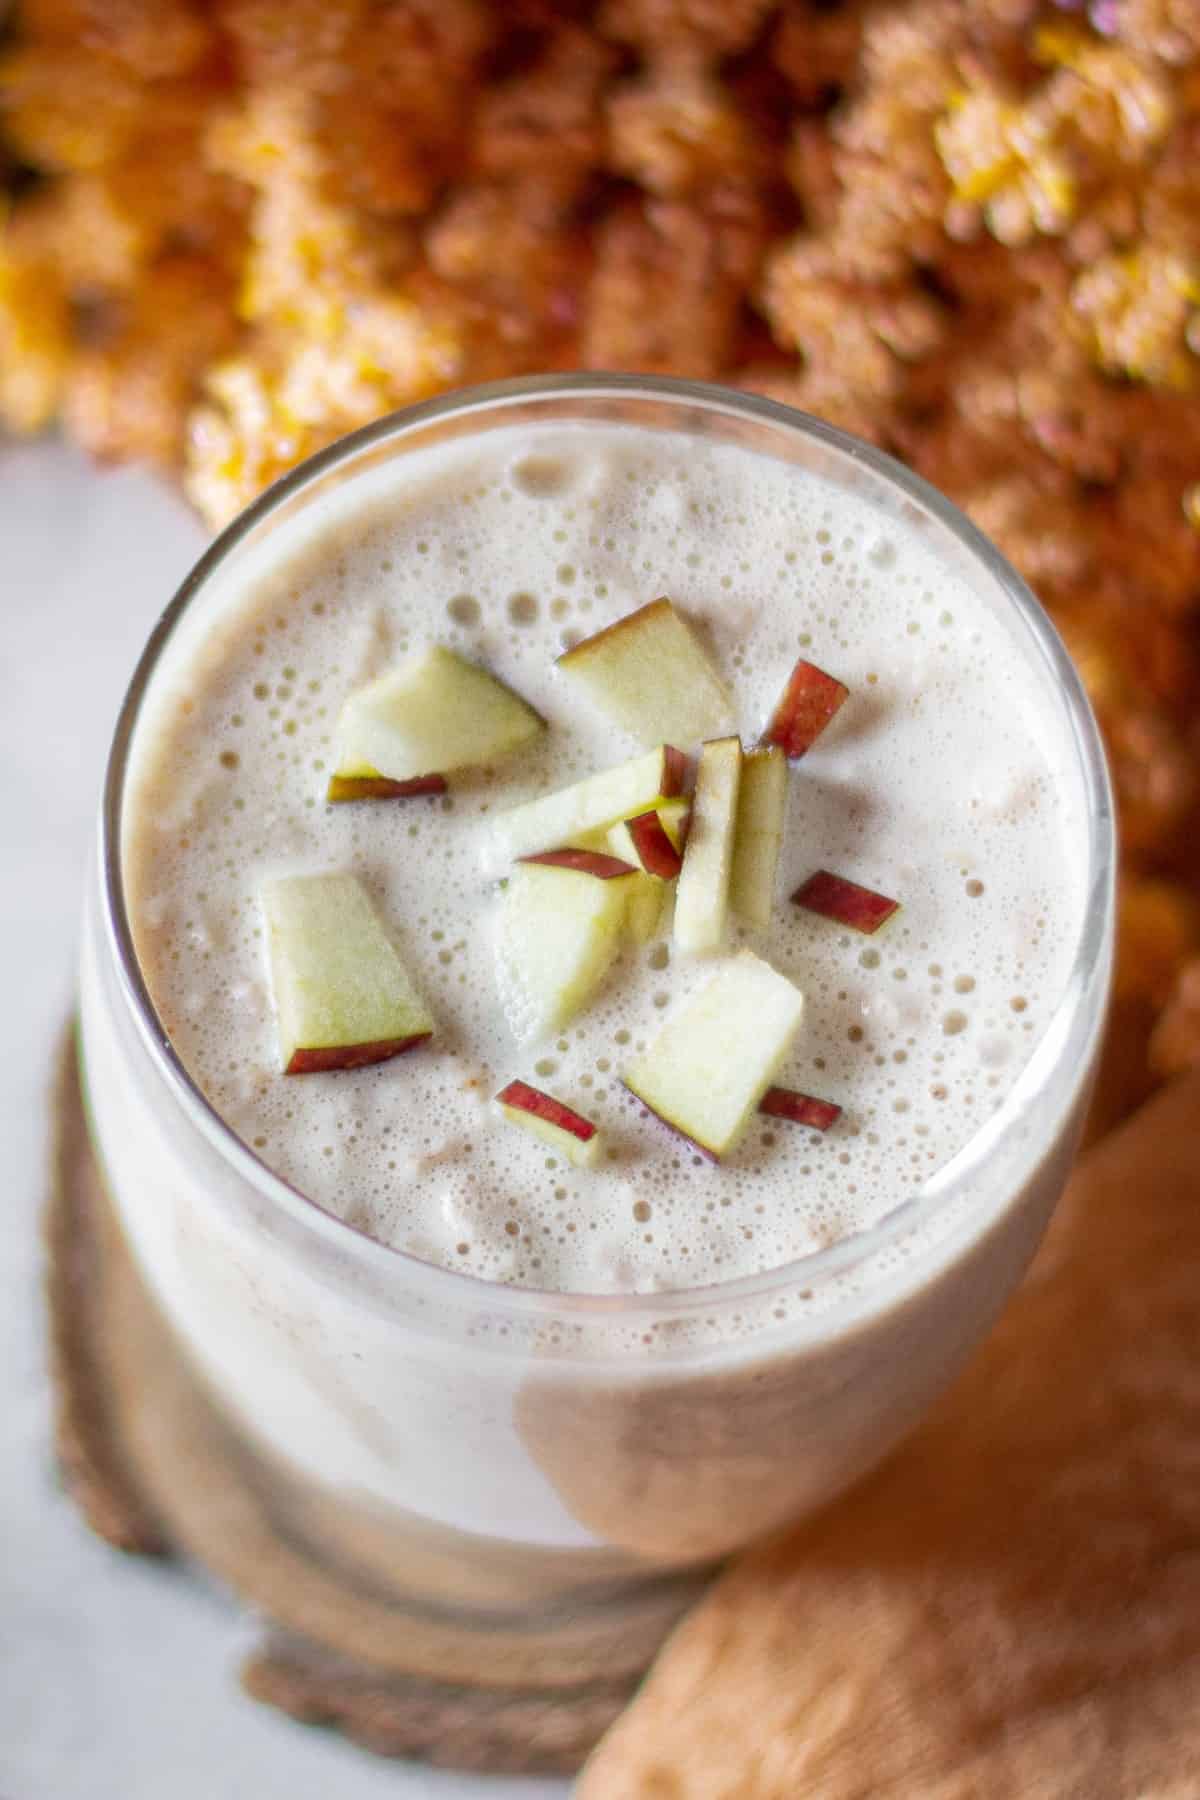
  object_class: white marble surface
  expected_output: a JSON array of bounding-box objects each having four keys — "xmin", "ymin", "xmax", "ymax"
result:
[{"xmin": 0, "ymin": 439, "xmax": 569, "ymax": 1800}]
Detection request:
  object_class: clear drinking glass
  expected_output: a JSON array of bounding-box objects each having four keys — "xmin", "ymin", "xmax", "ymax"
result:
[{"xmin": 77, "ymin": 376, "xmax": 1115, "ymax": 1691}]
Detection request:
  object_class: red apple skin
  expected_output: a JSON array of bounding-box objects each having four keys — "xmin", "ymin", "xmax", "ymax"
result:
[
  {"xmin": 662, "ymin": 745, "xmax": 690, "ymax": 796},
  {"xmin": 791, "ymin": 869, "xmax": 900, "ymax": 935},
  {"xmin": 286, "ymin": 1033, "xmax": 432, "ymax": 1074},
  {"xmin": 621, "ymin": 1082, "xmax": 720, "ymax": 1163},
  {"xmin": 497, "ymin": 1079, "xmax": 598, "ymax": 1143},
  {"xmin": 758, "ymin": 1087, "xmax": 842, "ymax": 1130},
  {"xmin": 327, "ymin": 773, "xmax": 447, "ymax": 802},
  {"xmin": 627, "ymin": 811, "xmax": 684, "ymax": 879},
  {"xmin": 763, "ymin": 658, "xmax": 849, "ymax": 759},
  {"xmin": 519, "ymin": 848, "xmax": 638, "ymax": 879}
]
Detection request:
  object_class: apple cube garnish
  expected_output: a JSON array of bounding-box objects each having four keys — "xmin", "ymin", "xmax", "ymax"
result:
[
  {"xmin": 673, "ymin": 736, "xmax": 743, "ymax": 954},
  {"xmin": 759, "ymin": 1087, "xmax": 842, "ymax": 1130},
  {"xmin": 653, "ymin": 797, "xmax": 691, "ymax": 850},
  {"xmin": 261, "ymin": 873, "xmax": 434, "ymax": 1073},
  {"xmin": 495, "ymin": 860, "xmax": 635, "ymax": 1041},
  {"xmin": 329, "ymin": 645, "xmax": 543, "ymax": 799},
  {"xmin": 603, "ymin": 818, "xmax": 674, "ymax": 944},
  {"xmin": 496, "ymin": 1079, "xmax": 602, "ymax": 1168},
  {"xmin": 521, "ymin": 848, "xmax": 638, "ymax": 879},
  {"xmin": 622, "ymin": 810, "xmax": 684, "ymax": 879},
  {"xmin": 763, "ymin": 656, "xmax": 849, "ymax": 759},
  {"xmin": 604, "ymin": 808, "xmax": 683, "ymax": 943},
  {"xmin": 792, "ymin": 869, "xmax": 900, "ymax": 935},
  {"xmin": 557, "ymin": 597, "xmax": 733, "ymax": 748},
  {"xmin": 729, "ymin": 745, "xmax": 787, "ymax": 929},
  {"xmin": 483, "ymin": 744, "xmax": 688, "ymax": 874},
  {"xmin": 606, "ymin": 800, "xmax": 689, "ymax": 874},
  {"xmin": 602, "ymin": 829, "xmax": 668, "ymax": 944},
  {"xmin": 624, "ymin": 876, "xmax": 667, "ymax": 946},
  {"xmin": 524, "ymin": 844, "xmax": 666, "ymax": 943},
  {"xmin": 623, "ymin": 950, "xmax": 805, "ymax": 1160}
]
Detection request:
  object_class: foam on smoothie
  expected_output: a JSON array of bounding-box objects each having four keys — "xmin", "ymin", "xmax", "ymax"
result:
[{"xmin": 124, "ymin": 423, "xmax": 1088, "ymax": 1296}]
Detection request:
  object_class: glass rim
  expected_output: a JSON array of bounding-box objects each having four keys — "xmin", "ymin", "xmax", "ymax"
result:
[{"xmin": 98, "ymin": 372, "xmax": 1116, "ymax": 1325}]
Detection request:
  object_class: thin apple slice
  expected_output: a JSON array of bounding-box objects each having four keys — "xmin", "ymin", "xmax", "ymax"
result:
[
  {"xmin": 261, "ymin": 872, "xmax": 434, "ymax": 1074},
  {"xmin": 598, "ymin": 822, "xmax": 668, "ymax": 944},
  {"xmin": 523, "ymin": 841, "xmax": 665, "ymax": 943},
  {"xmin": 521, "ymin": 848, "xmax": 637, "ymax": 879},
  {"xmin": 483, "ymin": 744, "xmax": 688, "ymax": 875},
  {"xmin": 557, "ymin": 597, "xmax": 733, "ymax": 748},
  {"xmin": 623, "ymin": 950, "xmax": 805, "ymax": 1160},
  {"xmin": 330, "ymin": 644, "xmax": 543, "ymax": 798},
  {"xmin": 624, "ymin": 878, "xmax": 667, "ymax": 946},
  {"xmin": 327, "ymin": 772, "xmax": 447, "ymax": 803},
  {"xmin": 607, "ymin": 800, "xmax": 689, "ymax": 873},
  {"xmin": 729, "ymin": 745, "xmax": 787, "ymax": 929},
  {"xmin": 656, "ymin": 797, "xmax": 691, "ymax": 850},
  {"xmin": 494, "ymin": 862, "xmax": 635, "ymax": 1041},
  {"xmin": 673, "ymin": 737, "xmax": 743, "ymax": 954},
  {"xmin": 792, "ymin": 869, "xmax": 900, "ymax": 935},
  {"xmin": 763, "ymin": 656, "xmax": 849, "ymax": 758},
  {"xmin": 759, "ymin": 1087, "xmax": 842, "ymax": 1130},
  {"xmin": 496, "ymin": 1079, "xmax": 602, "ymax": 1168},
  {"xmin": 624, "ymin": 811, "xmax": 684, "ymax": 880}
]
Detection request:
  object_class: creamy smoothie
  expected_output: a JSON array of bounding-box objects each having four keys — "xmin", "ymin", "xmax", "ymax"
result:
[
  {"xmin": 79, "ymin": 391, "xmax": 1108, "ymax": 1680},
  {"xmin": 122, "ymin": 423, "xmax": 1084, "ymax": 1295}
]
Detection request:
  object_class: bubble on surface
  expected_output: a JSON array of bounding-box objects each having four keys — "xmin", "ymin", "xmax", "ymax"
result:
[
  {"xmin": 507, "ymin": 591, "xmax": 539, "ymax": 625},
  {"xmin": 446, "ymin": 594, "xmax": 481, "ymax": 627},
  {"xmin": 512, "ymin": 455, "xmax": 571, "ymax": 497}
]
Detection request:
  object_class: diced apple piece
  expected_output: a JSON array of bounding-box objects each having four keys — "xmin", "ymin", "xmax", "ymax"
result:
[
  {"xmin": 494, "ymin": 862, "xmax": 634, "ymax": 1041},
  {"xmin": 623, "ymin": 950, "xmax": 805, "ymax": 1159},
  {"xmin": 557, "ymin": 597, "xmax": 733, "ymax": 748},
  {"xmin": 483, "ymin": 745, "xmax": 688, "ymax": 875},
  {"xmin": 729, "ymin": 745, "xmax": 787, "ymax": 929},
  {"xmin": 792, "ymin": 869, "xmax": 900, "ymax": 935},
  {"xmin": 600, "ymin": 822, "xmax": 669, "ymax": 944},
  {"xmin": 261, "ymin": 873, "xmax": 434, "ymax": 1074},
  {"xmin": 327, "ymin": 773, "xmax": 447, "ymax": 803},
  {"xmin": 759, "ymin": 1087, "xmax": 842, "ymax": 1130},
  {"xmin": 624, "ymin": 810, "xmax": 684, "ymax": 880},
  {"xmin": 496, "ymin": 1079, "xmax": 602, "ymax": 1168},
  {"xmin": 763, "ymin": 657, "xmax": 848, "ymax": 759},
  {"xmin": 330, "ymin": 645, "xmax": 543, "ymax": 798},
  {"xmin": 521, "ymin": 848, "xmax": 637, "ymax": 879},
  {"xmin": 655, "ymin": 798, "xmax": 691, "ymax": 850},
  {"xmin": 673, "ymin": 737, "xmax": 742, "ymax": 954},
  {"xmin": 625, "ymin": 879, "xmax": 667, "ymax": 946},
  {"xmin": 606, "ymin": 802, "xmax": 689, "ymax": 875}
]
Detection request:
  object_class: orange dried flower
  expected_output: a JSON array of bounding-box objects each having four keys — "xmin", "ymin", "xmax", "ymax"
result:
[
  {"xmin": 1150, "ymin": 957, "xmax": 1200, "ymax": 1077},
  {"xmin": 2, "ymin": 0, "xmax": 1200, "ymax": 1113},
  {"xmin": 0, "ymin": 227, "xmax": 71, "ymax": 430},
  {"xmin": 64, "ymin": 254, "xmax": 239, "ymax": 466}
]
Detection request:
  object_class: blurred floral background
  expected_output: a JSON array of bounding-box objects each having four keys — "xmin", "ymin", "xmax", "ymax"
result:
[{"xmin": 2, "ymin": 0, "xmax": 1199, "ymax": 1127}]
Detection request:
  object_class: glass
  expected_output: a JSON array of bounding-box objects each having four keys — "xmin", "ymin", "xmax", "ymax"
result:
[{"xmin": 77, "ymin": 375, "xmax": 1114, "ymax": 1691}]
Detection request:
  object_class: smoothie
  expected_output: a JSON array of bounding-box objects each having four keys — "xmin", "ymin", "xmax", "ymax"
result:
[
  {"xmin": 122, "ymin": 421, "xmax": 1085, "ymax": 1295},
  {"xmin": 78, "ymin": 387, "xmax": 1109, "ymax": 1680}
]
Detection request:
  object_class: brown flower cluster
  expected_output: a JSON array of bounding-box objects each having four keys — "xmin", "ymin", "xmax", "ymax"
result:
[{"xmin": 2, "ymin": 0, "xmax": 1199, "ymax": 1114}]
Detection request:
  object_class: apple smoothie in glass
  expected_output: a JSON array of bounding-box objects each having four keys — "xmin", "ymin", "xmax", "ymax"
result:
[{"xmin": 78, "ymin": 377, "xmax": 1113, "ymax": 1689}]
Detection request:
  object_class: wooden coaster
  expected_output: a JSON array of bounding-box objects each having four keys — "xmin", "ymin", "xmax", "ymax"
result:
[{"xmin": 43, "ymin": 1031, "xmax": 641, "ymax": 1774}]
